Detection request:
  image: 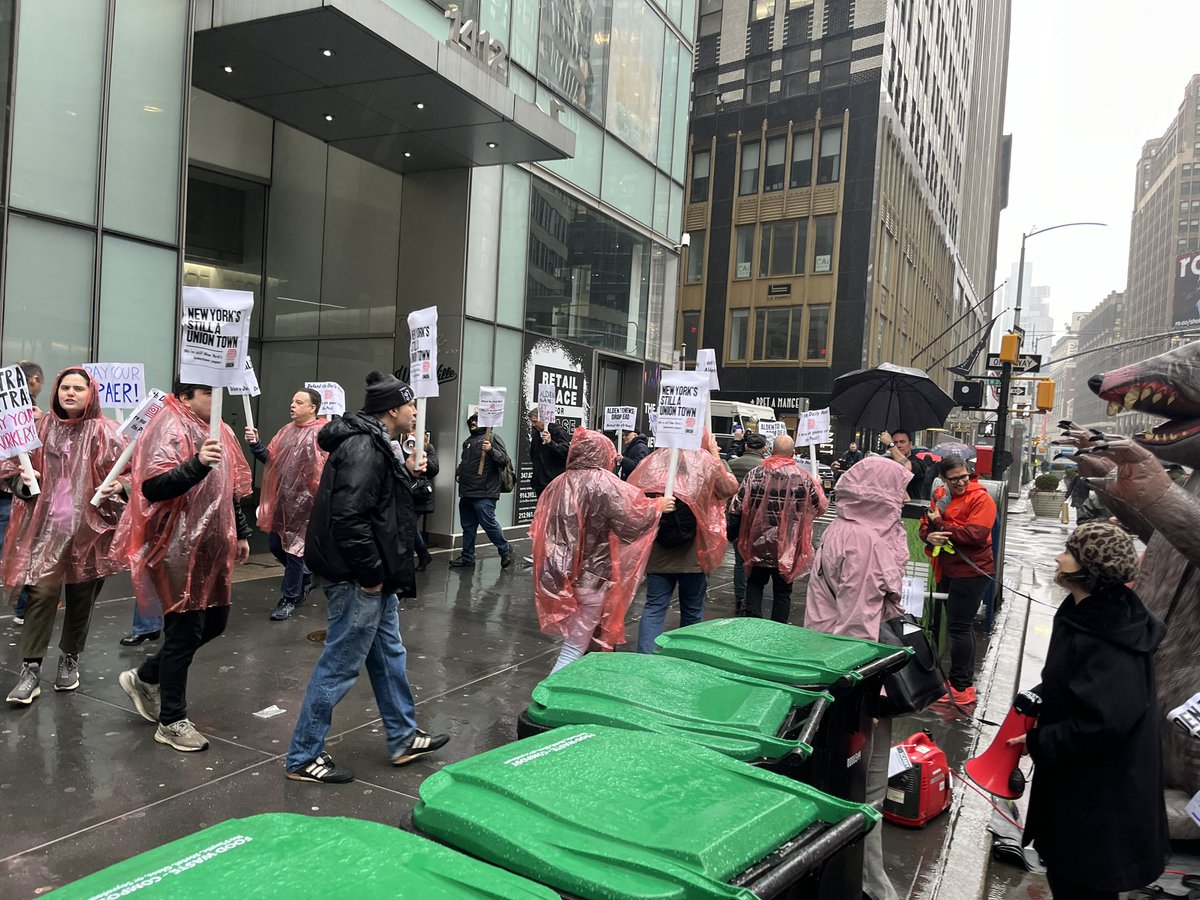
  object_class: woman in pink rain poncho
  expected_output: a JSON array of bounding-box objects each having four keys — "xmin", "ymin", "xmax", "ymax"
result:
[
  {"xmin": 115, "ymin": 385, "xmax": 253, "ymax": 752},
  {"xmin": 803, "ymin": 453, "xmax": 912, "ymax": 900},
  {"xmin": 531, "ymin": 428, "xmax": 670, "ymax": 673},
  {"xmin": 4, "ymin": 367, "xmax": 128, "ymax": 705}
]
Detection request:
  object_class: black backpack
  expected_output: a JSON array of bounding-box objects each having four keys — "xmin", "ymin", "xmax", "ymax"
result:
[{"xmin": 656, "ymin": 498, "xmax": 698, "ymax": 548}]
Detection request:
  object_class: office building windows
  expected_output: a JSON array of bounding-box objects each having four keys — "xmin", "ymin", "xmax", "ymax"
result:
[
  {"xmin": 686, "ymin": 230, "xmax": 706, "ymax": 282},
  {"xmin": 754, "ymin": 306, "xmax": 801, "ymax": 360},
  {"xmin": 729, "ymin": 308, "xmax": 749, "ymax": 360},
  {"xmin": 790, "ymin": 130, "xmax": 813, "ymax": 188},
  {"xmin": 817, "ymin": 125, "xmax": 842, "ymax": 183},
  {"xmin": 806, "ymin": 304, "xmax": 829, "ymax": 359},
  {"xmin": 758, "ymin": 218, "xmax": 806, "ymax": 276},
  {"xmin": 691, "ymin": 149, "xmax": 711, "ymax": 202},
  {"xmin": 734, "ymin": 224, "xmax": 755, "ymax": 278},
  {"xmin": 813, "ymin": 214, "xmax": 836, "ymax": 271},
  {"xmin": 739, "ymin": 140, "xmax": 761, "ymax": 195},
  {"xmin": 681, "ymin": 310, "xmax": 701, "ymax": 358},
  {"xmin": 763, "ymin": 136, "xmax": 787, "ymax": 191},
  {"xmin": 751, "ymin": 0, "xmax": 774, "ymax": 20}
]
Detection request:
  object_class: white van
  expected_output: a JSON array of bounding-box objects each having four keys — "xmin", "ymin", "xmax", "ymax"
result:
[{"xmin": 711, "ymin": 400, "xmax": 777, "ymax": 455}]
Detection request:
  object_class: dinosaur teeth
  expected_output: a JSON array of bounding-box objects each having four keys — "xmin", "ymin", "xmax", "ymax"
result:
[
  {"xmin": 1108, "ymin": 401, "xmax": 1122, "ymax": 416},
  {"xmin": 1140, "ymin": 387, "xmax": 1152, "ymax": 401},
  {"xmin": 1125, "ymin": 390, "xmax": 1138, "ymax": 409},
  {"xmin": 1168, "ymin": 394, "xmax": 1177, "ymax": 406},
  {"xmin": 1154, "ymin": 392, "xmax": 1164, "ymax": 404}
]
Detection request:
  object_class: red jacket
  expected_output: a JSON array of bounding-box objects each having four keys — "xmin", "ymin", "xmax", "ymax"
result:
[{"xmin": 919, "ymin": 477, "xmax": 996, "ymax": 580}]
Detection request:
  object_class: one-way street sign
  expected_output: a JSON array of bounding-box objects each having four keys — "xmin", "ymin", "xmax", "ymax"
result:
[{"xmin": 985, "ymin": 352, "xmax": 1041, "ymax": 373}]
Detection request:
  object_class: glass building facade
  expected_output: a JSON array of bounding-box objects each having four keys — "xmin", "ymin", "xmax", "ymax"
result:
[{"xmin": 0, "ymin": 0, "xmax": 693, "ymax": 544}]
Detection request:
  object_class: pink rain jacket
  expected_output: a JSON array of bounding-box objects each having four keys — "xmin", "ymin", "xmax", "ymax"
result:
[
  {"xmin": 532, "ymin": 428, "xmax": 662, "ymax": 650},
  {"xmin": 256, "ymin": 419, "xmax": 328, "ymax": 556},
  {"xmin": 627, "ymin": 444, "xmax": 739, "ymax": 573},
  {"xmin": 119, "ymin": 395, "xmax": 252, "ymax": 615},
  {"xmin": 804, "ymin": 455, "xmax": 911, "ymax": 640},
  {"xmin": 1, "ymin": 368, "xmax": 128, "ymax": 588},
  {"xmin": 731, "ymin": 455, "xmax": 828, "ymax": 582}
]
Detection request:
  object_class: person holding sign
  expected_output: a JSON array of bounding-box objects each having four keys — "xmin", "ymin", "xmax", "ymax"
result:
[
  {"xmin": 527, "ymin": 406, "xmax": 570, "ymax": 497},
  {"xmin": 728, "ymin": 435, "xmax": 828, "ymax": 623},
  {"xmin": 3, "ymin": 368, "xmax": 129, "ymax": 705},
  {"xmin": 245, "ymin": 388, "xmax": 329, "ymax": 621},
  {"xmin": 116, "ymin": 384, "xmax": 253, "ymax": 752},
  {"xmin": 617, "ymin": 428, "xmax": 650, "ymax": 480},
  {"xmin": 285, "ymin": 372, "xmax": 449, "ymax": 783},
  {"xmin": 532, "ymin": 428, "xmax": 671, "ymax": 672},
  {"xmin": 6, "ymin": 360, "xmax": 43, "ymax": 625},
  {"xmin": 628, "ymin": 432, "xmax": 739, "ymax": 653},
  {"xmin": 450, "ymin": 412, "xmax": 513, "ymax": 569}
]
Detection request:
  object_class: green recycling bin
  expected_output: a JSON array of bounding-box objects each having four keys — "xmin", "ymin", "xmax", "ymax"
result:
[
  {"xmin": 413, "ymin": 724, "xmax": 879, "ymax": 900},
  {"xmin": 519, "ymin": 652, "xmax": 831, "ymax": 764},
  {"xmin": 655, "ymin": 619, "xmax": 911, "ymax": 785},
  {"xmin": 50, "ymin": 813, "xmax": 559, "ymax": 899}
]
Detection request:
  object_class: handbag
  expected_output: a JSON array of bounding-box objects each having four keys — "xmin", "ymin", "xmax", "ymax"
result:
[
  {"xmin": 875, "ymin": 614, "xmax": 945, "ymax": 717},
  {"xmin": 410, "ymin": 477, "xmax": 434, "ymax": 502}
]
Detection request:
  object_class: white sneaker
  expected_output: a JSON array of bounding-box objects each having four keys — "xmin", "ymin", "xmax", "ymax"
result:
[
  {"xmin": 155, "ymin": 719, "xmax": 209, "ymax": 752},
  {"xmin": 119, "ymin": 669, "xmax": 161, "ymax": 723}
]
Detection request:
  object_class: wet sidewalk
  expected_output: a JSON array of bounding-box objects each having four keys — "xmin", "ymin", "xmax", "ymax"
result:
[{"xmin": 1, "ymin": 514, "xmax": 1042, "ymax": 897}]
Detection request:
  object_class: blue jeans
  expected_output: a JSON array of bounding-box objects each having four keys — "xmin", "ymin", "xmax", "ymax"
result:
[
  {"xmin": 131, "ymin": 598, "xmax": 163, "ymax": 636},
  {"xmin": 268, "ymin": 532, "xmax": 310, "ymax": 601},
  {"xmin": 286, "ymin": 582, "xmax": 418, "ymax": 770},
  {"xmin": 458, "ymin": 497, "xmax": 509, "ymax": 560},
  {"xmin": 638, "ymin": 572, "xmax": 708, "ymax": 653},
  {"xmin": 0, "ymin": 494, "xmax": 31, "ymax": 617}
]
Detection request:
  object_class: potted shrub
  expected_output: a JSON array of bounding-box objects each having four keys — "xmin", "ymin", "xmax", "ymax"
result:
[{"xmin": 1029, "ymin": 473, "xmax": 1065, "ymax": 518}]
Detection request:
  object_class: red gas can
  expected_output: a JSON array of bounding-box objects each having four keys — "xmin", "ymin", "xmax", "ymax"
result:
[{"xmin": 882, "ymin": 730, "xmax": 951, "ymax": 828}]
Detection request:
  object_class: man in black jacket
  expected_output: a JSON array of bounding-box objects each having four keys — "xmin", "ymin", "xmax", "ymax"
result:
[
  {"xmin": 618, "ymin": 429, "xmax": 650, "ymax": 480},
  {"xmin": 285, "ymin": 372, "xmax": 450, "ymax": 784},
  {"xmin": 449, "ymin": 413, "xmax": 512, "ymax": 568},
  {"xmin": 528, "ymin": 407, "xmax": 570, "ymax": 496}
]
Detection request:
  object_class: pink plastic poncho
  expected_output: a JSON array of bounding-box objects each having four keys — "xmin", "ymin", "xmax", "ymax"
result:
[
  {"xmin": 1, "ymin": 368, "xmax": 129, "ymax": 588},
  {"xmin": 531, "ymin": 428, "xmax": 662, "ymax": 650},
  {"xmin": 732, "ymin": 455, "xmax": 829, "ymax": 582},
  {"xmin": 627, "ymin": 443, "xmax": 739, "ymax": 573},
  {"xmin": 119, "ymin": 394, "xmax": 252, "ymax": 615},
  {"xmin": 256, "ymin": 419, "xmax": 328, "ymax": 556},
  {"xmin": 804, "ymin": 456, "xmax": 911, "ymax": 640}
]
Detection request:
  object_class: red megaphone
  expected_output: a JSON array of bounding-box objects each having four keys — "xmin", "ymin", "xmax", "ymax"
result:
[{"xmin": 963, "ymin": 706, "xmax": 1036, "ymax": 799}]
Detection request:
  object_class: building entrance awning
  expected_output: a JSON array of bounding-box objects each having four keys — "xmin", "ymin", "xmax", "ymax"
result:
[{"xmin": 193, "ymin": 0, "xmax": 575, "ymax": 174}]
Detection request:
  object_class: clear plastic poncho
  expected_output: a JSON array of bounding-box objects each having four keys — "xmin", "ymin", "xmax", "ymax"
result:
[
  {"xmin": 627, "ymin": 443, "xmax": 739, "ymax": 573},
  {"xmin": 1, "ymin": 368, "xmax": 129, "ymax": 588},
  {"xmin": 531, "ymin": 428, "xmax": 662, "ymax": 650},
  {"xmin": 118, "ymin": 394, "xmax": 252, "ymax": 615},
  {"xmin": 256, "ymin": 419, "xmax": 328, "ymax": 556},
  {"xmin": 733, "ymin": 455, "xmax": 829, "ymax": 582}
]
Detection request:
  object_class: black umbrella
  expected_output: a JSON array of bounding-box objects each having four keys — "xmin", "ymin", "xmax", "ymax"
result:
[{"xmin": 829, "ymin": 363, "xmax": 956, "ymax": 433}]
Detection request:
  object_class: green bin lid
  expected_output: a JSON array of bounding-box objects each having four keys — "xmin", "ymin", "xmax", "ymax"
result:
[
  {"xmin": 528, "ymin": 653, "xmax": 830, "ymax": 761},
  {"xmin": 51, "ymin": 813, "xmax": 558, "ymax": 899},
  {"xmin": 654, "ymin": 618, "xmax": 911, "ymax": 687},
  {"xmin": 413, "ymin": 724, "xmax": 879, "ymax": 900}
]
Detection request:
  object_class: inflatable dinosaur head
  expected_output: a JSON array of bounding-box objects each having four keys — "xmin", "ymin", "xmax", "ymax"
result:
[{"xmin": 1090, "ymin": 341, "xmax": 1200, "ymax": 465}]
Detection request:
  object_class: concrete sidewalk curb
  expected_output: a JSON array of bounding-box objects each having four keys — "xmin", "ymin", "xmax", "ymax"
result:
[{"xmin": 929, "ymin": 579, "xmax": 1032, "ymax": 900}]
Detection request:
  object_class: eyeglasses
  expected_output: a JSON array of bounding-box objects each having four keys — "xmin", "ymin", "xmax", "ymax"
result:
[{"xmin": 945, "ymin": 474, "xmax": 971, "ymax": 483}]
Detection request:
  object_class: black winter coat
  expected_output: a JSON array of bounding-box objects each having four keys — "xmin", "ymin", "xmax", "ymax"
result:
[
  {"xmin": 304, "ymin": 414, "xmax": 417, "ymax": 598},
  {"xmin": 619, "ymin": 435, "xmax": 650, "ymax": 480},
  {"xmin": 529, "ymin": 422, "xmax": 570, "ymax": 495},
  {"xmin": 1023, "ymin": 582, "xmax": 1169, "ymax": 890},
  {"xmin": 456, "ymin": 429, "xmax": 509, "ymax": 499},
  {"xmin": 408, "ymin": 442, "xmax": 439, "ymax": 515}
]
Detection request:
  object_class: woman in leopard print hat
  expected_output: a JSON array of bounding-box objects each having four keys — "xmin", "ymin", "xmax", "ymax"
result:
[{"xmin": 1015, "ymin": 521, "xmax": 1168, "ymax": 896}]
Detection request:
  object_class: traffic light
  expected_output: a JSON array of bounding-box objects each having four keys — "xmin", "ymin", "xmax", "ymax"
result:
[
  {"xmin": 1035, "ymin": 379, "xmax": 1055, "ymax": 412},
  {"xmin": 999, "ymin": 332, "xmax": 1021, "ymax": 364}
]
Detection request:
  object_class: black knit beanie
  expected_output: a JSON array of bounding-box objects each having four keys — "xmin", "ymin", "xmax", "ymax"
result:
[{"xmin": 362, "ymin": 371, "xmax": 415, "ymax": 414}]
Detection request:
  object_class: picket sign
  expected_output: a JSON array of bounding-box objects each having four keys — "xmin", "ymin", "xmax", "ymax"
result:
[
  {"xmin": 90, "ymin": 389, "xmax": 168, "ymax": 507},
  {"xmin": 476, "ymin": 386, "xmax": 506, "ymax": 475},
  {"xmin": 654, "ymin": 371, "xmax": 710, "ymax": 499},
  {"xmin": 227, "ymin": 358, "xmax": 261, "ymax": 432},
  {"xmin": 408, "ymin": 306, "xmax": 439, "ymax": 470},
  {"xmin": 537, "ymin": 383, "xmax": 556, "ymax": 425},
  {"xmin": 305, "ymin": 382, "xmax": 346, "ymax": 418},
  {"xmin": 603, "ymin": 405, "xmax": 637, "ymax": 454},
  {"xmin": 0, "ymin": 364, "xmax": 42, "ymax": 496},
  {"xmin": 795, "ymin": 408, "xmax": 831, "ymax": 481},
  {"xmin": 179, "ymin": 287, "xmax": 253, "ymax": 450}
]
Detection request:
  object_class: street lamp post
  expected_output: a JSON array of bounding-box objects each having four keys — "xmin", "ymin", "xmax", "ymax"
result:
[{"xmin": 991, "ymin": 221, "xmax": 1106, "ymax": 486}]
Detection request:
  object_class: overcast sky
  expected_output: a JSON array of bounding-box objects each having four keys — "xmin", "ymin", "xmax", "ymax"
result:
[{"xmin": 994, "ymin": 1, "xmax": 1198, "ymax": 339}]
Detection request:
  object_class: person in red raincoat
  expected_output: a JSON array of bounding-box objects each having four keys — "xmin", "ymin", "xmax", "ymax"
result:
[
  {"xmin": 729, "ymin": 434, "xmax": 828, "ymax": 622},
  {"xmin": 245, "ymin": 387, "xmax": 328, "ymax": 621},
  {"xmin": 3, "ymin": 367, "xmax": 128, "ymax": 705},
  {"xmin": 628, "ymin": 432, "xmax": 739, "ymax": 652},
  {"xmin": 117, "ymin": 384, "xmax": 253, "ymax": 753},
  {"xmin": 532, "ymin": 428, "xmax": 670, "ymax": 673}
]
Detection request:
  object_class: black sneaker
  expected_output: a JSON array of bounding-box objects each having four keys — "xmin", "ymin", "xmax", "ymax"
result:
[
  {"xmin": 500, "ymin": 550, "xmax": 514, "ymax": 569},
  {"xmin": 269, "ymin": 599, "xmax": 296, "ymax": 621},
  {"xmin": 296, "ymin": 578, "xmax": 314, "ymax": 607},
  {"xmin": 391, "ymin": 729, "xmax": 450, "ymax": 766},
  {"xmin": 448, "ymin": 556, "xmax": 475, "ymax": 568},
  {"xmin": 286, "ymin": 752, "xmax": 354, "ymax": 784}
]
